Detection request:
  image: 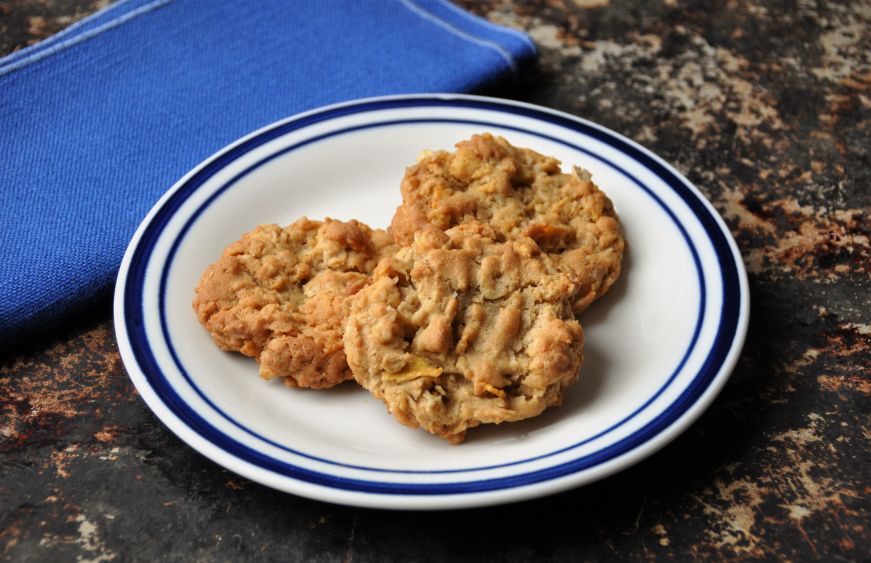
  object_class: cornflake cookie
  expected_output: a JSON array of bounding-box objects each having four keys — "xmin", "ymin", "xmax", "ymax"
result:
[
  {"xmin": 193, "ymin": 217, "xmax": 393, "ymax": 389},
  {"xmin": 390, "ymin": 133, "xmax": 624, "ymax": 312},
  {"xmin": 344, "ymin": 223, "xmax": 584, "ymax": 444}
]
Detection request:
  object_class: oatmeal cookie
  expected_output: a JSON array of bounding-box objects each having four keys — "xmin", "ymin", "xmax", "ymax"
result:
[
  {"xmin": 344, "ymin": 223, "xmax": 584, "ymax": 444},
  {"xmin": 193, "ymin": 217, "xmax": 393, "ymax": 388},
  {"xmin": 390, "ymin": 133, "xmax": 624, "ymax": 312}
]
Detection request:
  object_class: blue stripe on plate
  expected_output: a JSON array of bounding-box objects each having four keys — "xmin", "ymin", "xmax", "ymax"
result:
[
  {"xmin": 158, "ymin": 117, "xmax": 704, "ymax": 474},
  {"xmin": 123, "ymin": 96, "xmax": 742, "ymax": 495}
]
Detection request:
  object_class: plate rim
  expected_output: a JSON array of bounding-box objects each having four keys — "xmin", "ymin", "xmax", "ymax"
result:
[{"xmin": 113, "ymin": 93, "xmax": 750, "ymax": 509}]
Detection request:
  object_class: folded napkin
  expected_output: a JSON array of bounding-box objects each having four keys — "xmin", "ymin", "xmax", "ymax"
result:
[{"xmin": 0, "ymin": 0, "xmax": 536, "ymax": 349}]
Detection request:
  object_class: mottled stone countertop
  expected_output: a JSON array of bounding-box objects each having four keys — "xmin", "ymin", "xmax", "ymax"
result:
[{"xmin": 1, "ymin": 1, "xmax": 868, "ymax": 561}]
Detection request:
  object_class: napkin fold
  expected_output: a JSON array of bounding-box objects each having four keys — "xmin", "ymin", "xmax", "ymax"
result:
[{"xmin": 0, "ymin": 0, "xmax": 536, "ymax": 349}]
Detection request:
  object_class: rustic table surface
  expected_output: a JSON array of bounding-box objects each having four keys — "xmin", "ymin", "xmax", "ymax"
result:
[{"xmin": 1, "ymin": 1, "xmax": 868, "ymax": 561}]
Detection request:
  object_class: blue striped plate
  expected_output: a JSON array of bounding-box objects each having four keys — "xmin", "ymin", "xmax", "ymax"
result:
[{"xmin": 114, "ymin": 94, "xmax": 749, "ymax": 509}]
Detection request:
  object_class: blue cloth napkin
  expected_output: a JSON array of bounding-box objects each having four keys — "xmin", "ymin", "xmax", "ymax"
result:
[{"xmin": 0, "ymin": 0, "xmax": 536, "ymax": 348}]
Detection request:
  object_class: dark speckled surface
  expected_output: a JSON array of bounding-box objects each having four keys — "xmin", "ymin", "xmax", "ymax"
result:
[{"xmin": 1, "ymin": 1, "xmax": 869, "ymax": 560}]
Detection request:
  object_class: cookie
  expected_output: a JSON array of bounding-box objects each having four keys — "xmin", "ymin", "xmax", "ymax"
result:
[
  {"xmin": 193, "ymin": 217, "xmax": 393, "ymax": 388},
  {"xmin": 389, "ymin": 133, "xmax": 624, "ymax": 312},
  {"xmin": 343, "ymin": 223, "xmax": 584, "ymax": 444}
]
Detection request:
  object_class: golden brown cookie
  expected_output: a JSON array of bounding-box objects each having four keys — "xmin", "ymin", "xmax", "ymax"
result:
[
  {"xmin": 390, "ymin": 133, "xmax": 624, "ymax": 312},
  {"xmin": 343, "ymin": 223, "xmax": 584, "ymax": 444},
  {"xmin": 193, "ymin": 217, "xmax": 393, "ymax": 388}
]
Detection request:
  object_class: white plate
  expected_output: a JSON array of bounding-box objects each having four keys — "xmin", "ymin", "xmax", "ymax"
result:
[{"xmin": 114, "ymin": 94, "xmax": 749, "ymax": 510}]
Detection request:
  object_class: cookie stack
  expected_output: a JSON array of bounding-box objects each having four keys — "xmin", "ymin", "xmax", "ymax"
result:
[{"xmin": 193, "ymin": 134, "xmax": 624, "ymax": 444}]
